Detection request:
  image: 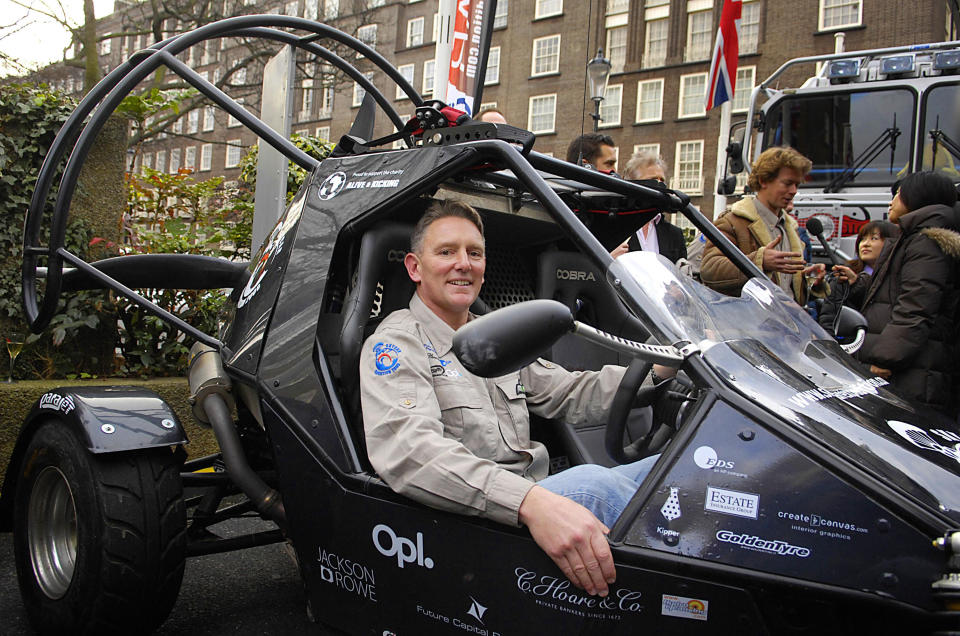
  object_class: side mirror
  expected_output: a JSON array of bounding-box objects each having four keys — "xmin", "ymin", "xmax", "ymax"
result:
[
  {"xmin": 726, "ymin": 141, "xmax": 745, "ymax": 174},
  {"xmin": 717, "ymin": 175, "xmax": 738, "ymax": 196},
  {"xmin": 452, "ymin": 299, "xmax": 574, "ymax": 377},
  {"xmin": 834, "ymin": 306, "xmax": 868, "ymax": 354}
]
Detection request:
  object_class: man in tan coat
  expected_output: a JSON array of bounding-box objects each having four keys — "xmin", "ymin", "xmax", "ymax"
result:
[{"xmin": 701, "ymin": 146, "xmax": 825, "ymax": 304}]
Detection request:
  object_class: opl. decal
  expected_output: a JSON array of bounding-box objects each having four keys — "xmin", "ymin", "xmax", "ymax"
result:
[{"xmin": 372, "ymin": 523, "xmax": 434, "ymax": 569}]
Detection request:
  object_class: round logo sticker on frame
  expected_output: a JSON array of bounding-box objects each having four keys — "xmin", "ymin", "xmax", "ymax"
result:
[{"xmin": 373, "ymin": 342, "xmax": 402, "ymax": 375}]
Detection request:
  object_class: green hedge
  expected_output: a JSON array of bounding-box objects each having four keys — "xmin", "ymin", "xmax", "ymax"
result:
[{"xmin": 0, "ymin": 378, "xmax": 219, "ymax": 491}]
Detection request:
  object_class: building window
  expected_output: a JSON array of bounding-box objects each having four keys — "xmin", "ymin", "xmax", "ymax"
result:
[
  {"xmin": 188, "ymin": 109, "xmax": 200, "ymax": 134},
  {"xmin": 819, "ymin": 0, "xmax": 861, "ymax": 30},
  {"xmin": 202, "ymin": 39, "xmax": 217, "ymax": 65},
  {"xmin": 99, "ymin": 38, "xmax": 112, "ymax": 56},
  {"xmin": 407, "ymin": 17, "xmax": 424, "ymax": 47},
  {"xmin": 324, "ymin": 0, "xmax": 338, "ymax": 20},
  {"xmin": 607, "ymin": 0, "xmax": 629, "ymax": 14},
  {"xmin": 731, "ymin": 66, "xmax": 756, "ymax": 112},
  {"xmin": 494, "ymin": 0, "xmax": 508, "ymax": 28},
  {"xmin": 357, "ymin": 24, "xmax": 377, "ymax": 52},
  {"xmin": 228, "ymin": 98, "xmax": 245, "ymax": 128},
  {"xmin": 685, "ymin": 9, "xmax": 713, "ymax": 62},
  {"xmin": 423, "ymin": 59, "xmax": 435, "ymax": 94},
  {"xmin": 636, "ymin": 78, "xmax": 664, "ymax": 123},
  {"xmin": 479, "ymin": 101, "xmax": 498, "ymax": 111},
  {"xmin": 169, "ymin": 148, "xmax": 181, "ymax": 174},
  {"xmin": 203, "ymin": 106, "xmax": 215, "ymax": 132},
  {"xmin": 396, "ymin": 64, "xmax": 415, "ymax": 99},
  {"xmin": 527, "ymin": 94, "xmax": 557, "ymax": 134},
  {"xmin": 531, "ymin": 34, "xmax": 561, "ymax": 76},
  {"xmin": 535, "ymin": 0, "xmax": 562, "ymax": 19},
  {"xmin": 172, "ymin": 117, "xmax": 183, "ymax": 135},
  {"xmin": 184, "ymin": 146, "xmax": 197, "ymax": 170},
  {"xmin": 353, "ymin": 72, "xmax": 374, "ymax": 107},
  {"xmin": 678, "ymin": 72, "xmax": 707, "ymax": 118},
  {"xmin": 301, "ymin": 79, "xmax": 314, "ymax": 116},
  {"xmin": 200, "ymin": 143, "xmax": 212, "ymax": 171},
  {"xmin": 142, "ymin": 153, "xmax": 153, "ymax": 171},
  {"xmin": 485, "ymin": 46, "xmax": 500, "ymax": 85},
  {"xmin": 285, "ymin": 1, "xmax": 298, "ymax": 16},
  {"xmin": 643, "ymin": 18, "xmax": 668, "ymax": 68},
  {"xmin": 673, "ymin": 140, "xmax": 704, "ymax": 194},
  {"xmin": 740, "ymin": 0, "xmax": 760, "ymax": 54},
  {"xmin": 319, "ymin": 84, "xmax": 334, "ymax": 118},
  {"xmin": 633, "ymin": 142, "xmax": 661, "ymax": 157},
  {"xmin": 316, "ymin": 126, "xmax": 331, "ymax": 140},
  {"xmin": 305, "ymin": 0, "xmax": 318, "ymax": 20},
  {"xmin": 225, "ymin": 140, "xmax": 244, "ymax": 168},
  {"xmin": 156, "ymin": 150, "xmax": 166, "ymax": 173},
  {"xmin": 600, "ymin": 84, "xmax": 622, "ymax": 127},
  {"xmin": 232, "ymin": 67, "xmax": 247, "ymax": 86},
  {"xmin": 606, "ymin": 26, "xmax": 627, "ymax": 74}
]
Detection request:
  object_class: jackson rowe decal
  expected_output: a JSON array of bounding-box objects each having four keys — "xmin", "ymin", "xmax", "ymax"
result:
[
  {"xmin": 514, "ymin": 567, "xmax": 643, "ymax": 619},
  {"xmin": 716, "ymin": 530, "xmax": 811, "ymax": 557},
  {"xmin": 316, "ymin": 545, "xmax": 377, "ymax": 601},
  {"xmin": 38, "ymin": 392, "xmax": 76, "ymax": 414}
]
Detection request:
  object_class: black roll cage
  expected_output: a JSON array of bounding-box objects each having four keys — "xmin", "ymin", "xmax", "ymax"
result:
[{"xmin": 22, "ymin": 14, "xmax": 764, "ymax": 353}]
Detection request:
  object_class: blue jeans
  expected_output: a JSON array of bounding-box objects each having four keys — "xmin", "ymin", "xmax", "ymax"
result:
[{"xmin": 537, "ymin": 455, "xmax": 660, "ymax": 527}]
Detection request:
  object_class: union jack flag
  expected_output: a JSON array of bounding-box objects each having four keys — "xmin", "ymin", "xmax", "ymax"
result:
[{"xmin": 705, "ymin": 0, "xmax": 742, "ymax": 111}]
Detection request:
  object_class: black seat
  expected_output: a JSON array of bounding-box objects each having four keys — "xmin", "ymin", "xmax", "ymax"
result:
[{"xmin": 338, "ymin": 222, "xmax": 416, "ymax": 466}]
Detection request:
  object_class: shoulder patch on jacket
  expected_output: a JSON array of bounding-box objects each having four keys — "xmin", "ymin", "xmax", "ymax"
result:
[{"xmin": 920, "ymin": 227, "xmax": 960, "ymax": 260}]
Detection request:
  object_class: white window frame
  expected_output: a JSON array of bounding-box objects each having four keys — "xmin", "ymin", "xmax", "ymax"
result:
[
  {"xmin": 324, "ymin": 0, "xmax": 339, "ymax": 20},
  {"xmin": 357, "ymin": 24, "xmax": 377, "ymax": 53},
  {"xmin": 635, "ymin": 78, "xmax": 664, "ymax": 123},
  {"xmin": 422, "ymin": 59, "xmax": 435, "ymax": 94},
  {"xmin": 301, "ymin": 78, "xmax": 314, "ymax": 116},
  {"xmin": 673, "ymin": 139, "xmax": 704, "ymax": 195},
  {"xmin": 819, "ymin": 0, "xmax": 861, "ymax": 31},
  {"xmin": 305, "ymin": 0, "xmax": 319, "ymax": 20},
  {"xmin": 228, "ymin": 98, "xmax": 245, "ymax": 128},
  {"xmin": 607, "ymin": 0, "xmax": 629, "ymax": 14},
  {"xmin": 527, "ymin": 94, "xmax": 557, "ymax": 134},
  {"xmin": 494, "ymin": 0, "xmax": 508, "ymax": 28},
  {"xmin": 740, "ymin": 0, "xmax": 760, "ymax": 55},
  {"xmin": 485, "ymin": 46, "xmax": 500, "ymax": 85},
  {"xmin": 188, "ymin": 109, "xmax": 200, "ymax": 134},
  {"xmin": 203, "ymin": 106, "xmax": 215, "ymax": 132},
  {"xmin": 643, "ymin": 18, "xmax": 668, "ymax": 69},
  {"xmin": 396, "ymin": 64, "xmax": 415, "ymax": 99},
  {"xmin": 599, "ymin": 83, "xmax": 622, "ymax": 127},
  {"xmin": 184, "ymin": 146, "xmax": 197, "ymax": 170},
  {"xmin": 678, "ymin": 72, "xmax": 707, "ymax": 119},
  {"xmin": 169, "ymin": 148, "xmax": 181, "ymax": 174},
  {"xmin": 633, "ymin": 142, "xmax": 661, "ymax": 156},
  {"xmin": 200, "ymin": 143, "xmax": 212, "ymax": 171},
  {"xmin": 316, "ymin": 126, "xmax": 331, "ymax": 140},
  {"xmin": 531, "ymin": 34, "xmax": 561, "ymax": 77},
  {"xmin": 731, "ymin": 66, "xmax": 756, "ymax": 113},
  {"xmin": 225, "ymin": 140, "xmax": 243, "ymax": 169},
  {"xmin": 353, "ymin": 72, "xmax": 374, "ymax": 107},
  {"xmin": 685, "ymin": 9, "xmax": 713, "ymax": 63},
  {"xmin": 142, "ymin": 152, "xmax": 153, "ymax": 171},
  {"xmin": 406, "ymin": 16, "xmax": 425, "ymax": 47},
  {"xmin": 319, "ymin": 84, "xmax": 334, "ymax": 118},
  {"xmin": 156, "ymin": 150, "xmax": 166, "ymax": 173},
  {"xmin": 535, "ymin": 0, "xmax": 563, "ymax": 19},
  {"xmin": 606, "ymin": 25, "xmax": 628, "ymax": 74}
]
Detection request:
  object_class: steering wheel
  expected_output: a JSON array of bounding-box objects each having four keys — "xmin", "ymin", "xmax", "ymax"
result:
[{"xmin": 605, "ymin": 358, "xmax": 676, "ymax": 464}]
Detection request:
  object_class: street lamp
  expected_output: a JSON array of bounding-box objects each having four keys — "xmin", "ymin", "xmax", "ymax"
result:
[{"xmin": 586, "ymin": 48, "xmax": 612, "ymax": 132}]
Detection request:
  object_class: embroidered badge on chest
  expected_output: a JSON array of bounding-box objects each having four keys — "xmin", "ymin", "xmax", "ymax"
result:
[{"xmin": 373, "ymin": 342, "xmax": 402, "ymax": 375}]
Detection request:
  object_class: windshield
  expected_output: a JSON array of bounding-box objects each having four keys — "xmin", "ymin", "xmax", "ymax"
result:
[
  {"xmin": 762, "ymin": 89, "xmax": 914, "ymax": 187},
  {"xmin": 919, "ymin": 82, "xmax": 960, "ymax": 176}
]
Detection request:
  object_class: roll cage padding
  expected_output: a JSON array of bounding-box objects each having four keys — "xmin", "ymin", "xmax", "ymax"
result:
[
  {"xmin": 60, "ymin": 254, "xmax": 251, "ymax": 295},
  {"xmin": 23, "ymin": 15, "xmax": 421, "ymax": 336}
]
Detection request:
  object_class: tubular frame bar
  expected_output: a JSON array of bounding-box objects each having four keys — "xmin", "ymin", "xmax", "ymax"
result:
[{"xmin": 23, "ymin": 15, "xmax": 420, "ymax": 333}]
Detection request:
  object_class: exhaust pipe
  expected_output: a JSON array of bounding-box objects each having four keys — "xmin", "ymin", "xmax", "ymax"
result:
[{"xmin": 188, "ymin": 343, "xmax": 285, "ymax": 524}]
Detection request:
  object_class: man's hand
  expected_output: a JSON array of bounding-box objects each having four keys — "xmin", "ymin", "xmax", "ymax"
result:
[
  {"xmin": 870, "ymin": 364, "xmax": 892, "ymax": 379},
  {"xmin": 761, "ymin": 235, "xmax": 805, "ymax": 275},
  {"xmin": 803, "ymin": 262, "xmax": 826, "ymax": 287},
  {"xmin": 611, "ymin": 241, "xmax": 630, "ymax": 259},
  {"xmin": 518, "ymin": 486, "xmax": 615, "ymax": 597}
]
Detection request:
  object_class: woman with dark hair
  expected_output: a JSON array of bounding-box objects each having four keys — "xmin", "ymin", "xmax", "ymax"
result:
[
  {"xmin": 818, "ymin": 220, "xmax": 900, "ymax": 332},
  {"xmin": 855, "ymin": 171, "xmax": 960, "ymax": 417}
]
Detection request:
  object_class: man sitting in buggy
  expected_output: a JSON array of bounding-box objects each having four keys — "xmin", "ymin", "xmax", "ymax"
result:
[{"xmin": 359, "ymin": 200, "xmax": 660, "ymax": 599}]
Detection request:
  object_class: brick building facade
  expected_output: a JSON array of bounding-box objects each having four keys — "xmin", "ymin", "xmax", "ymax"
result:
[{"xmin": 42, "ymin": 0, "xmax": 956, "ymax": 218}]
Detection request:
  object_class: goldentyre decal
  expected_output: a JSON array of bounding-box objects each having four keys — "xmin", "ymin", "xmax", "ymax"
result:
[
  {"xmin": 38, "ymin": 392, "xmax": 76, "ymax": 414},
  {"xmin": 716, "ymin": 530, "xmax": 811, "ymax": 557},
  {"xmin": 316, "ymin": 545, "xmax": 377, "ymax": 601},
  {"xmin": 373, "ymin": 343, "xmax": 402, "ymax": 376},
  {"xmin": 514, "ymin": 567, "xmax": 643, "ymax": 618},
  {"xmin": 661, "ymin": 594, "xmax": 709, "ymax": 621},
  {"xmin": 704, "ymin": 486, "xmax": 759, "ymax": 519}
]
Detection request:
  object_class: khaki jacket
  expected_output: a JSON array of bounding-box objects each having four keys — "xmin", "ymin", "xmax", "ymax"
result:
[
  {"xmin": 701, "ymin": 196, "xmax": 813, "ymax": 305},
  {"xmin": 360, "ymin": 293, "xmax": 626, "ymax": 526}
]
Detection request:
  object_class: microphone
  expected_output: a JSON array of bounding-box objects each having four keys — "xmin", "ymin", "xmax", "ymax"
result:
[{"xmin": 804, "ymin": 217, "xmax": 843, "ymax": 266}]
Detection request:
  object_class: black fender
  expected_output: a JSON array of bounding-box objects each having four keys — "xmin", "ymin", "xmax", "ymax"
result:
[{"xmin": 0, "ymin": 386, "xmax": 188, "ymax": 530}]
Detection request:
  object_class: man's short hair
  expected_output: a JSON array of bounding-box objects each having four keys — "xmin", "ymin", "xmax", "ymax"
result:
[
  {"xmin": 624, "ymin": 150, "xmax": 668, "ymax": 181},
  {"xmin": 410, "ymin": 200, "xmax": 485, "ymax": 255},
  {"xmin": 566, "ymin": 133, "xmax": 615, "ymax": 165},
  {"xmin": 747, "ymin": 146, "xmax": 812, "ymax": 192},
  {"xmin": 476, "ymin": 106, "xmax": 506, "ymax": 122}
]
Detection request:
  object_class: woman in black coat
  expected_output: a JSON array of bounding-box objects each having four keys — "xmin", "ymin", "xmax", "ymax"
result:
[
  {"xmin": 818, "ymin": 220, "xmax": 899, "ymax": 334},
  {"xmin": 856, "ymin": 171, "xmax": 960, "ymax": 417}
]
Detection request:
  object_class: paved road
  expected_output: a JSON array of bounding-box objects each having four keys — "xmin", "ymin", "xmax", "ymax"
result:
[{"xmin": 0, "ymin": 517, "xmax": 342, "ymax": 635}]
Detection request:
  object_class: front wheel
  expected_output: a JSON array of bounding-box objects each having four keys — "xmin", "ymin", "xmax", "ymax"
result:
[{"xmin": 13, "ymin": 421, "xmax": 186, "ymax": 635}]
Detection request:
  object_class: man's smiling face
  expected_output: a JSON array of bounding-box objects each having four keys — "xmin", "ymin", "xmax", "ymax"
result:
[{"xmin": 405, "ymin": 216, "xmax": 485, "ymax": 329}]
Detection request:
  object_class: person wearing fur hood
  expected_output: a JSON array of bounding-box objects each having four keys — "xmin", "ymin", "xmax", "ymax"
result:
[{"xmin": 856, "ymin": 171, "xmax": 960, "ymax": 418}]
